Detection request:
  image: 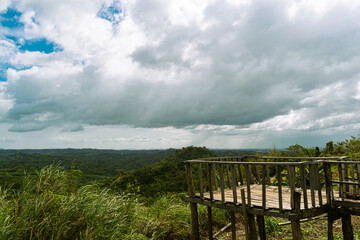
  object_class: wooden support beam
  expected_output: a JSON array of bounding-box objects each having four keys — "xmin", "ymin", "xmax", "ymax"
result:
[
  {"xmin": 230, "ymin": 210, "xmax": 236, "ymax": 240},
  {"xmin": 248, "ymin": 213, "xmax": 258, "ymax": 240},
  {"xmin": 185, "ymin": 163, "xmax": 200, "ymax": 240},
  {"xmin": 342, "ymin": 213, "xmax": 353, "ymax": 240},
  {"xmin": 324, "ymin": 162, "xmax": 334, "ymax": 240},
  {"xmin": 291, "ymin": 190, "xmax": 303, "ymax": 240},
  {"xmin": 257, "ymin": 215, "xmax": 266, "ymax": 240},
  {"xmin": 241, "ymin": 189, "xmax": 250, "ymax": 240},
  {"xmin": 207, "ymin": 206, "xmax": 213, "ymax": 240}
]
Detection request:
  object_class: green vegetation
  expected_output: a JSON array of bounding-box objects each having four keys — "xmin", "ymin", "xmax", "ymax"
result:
[
  {"xmin": 0, "ymin": 149, "xmax": 175, "ymax": 189},
  {"xmin": 2, "ymin": 134, "xmax": 360, "ymax": 239},
  {"xmin": 0, "ymin": 165, "xmax": 228, "ymax": 239},
  {"xmin": 101, "ymin": 146, "xmax": 216, "ymax": 199}
]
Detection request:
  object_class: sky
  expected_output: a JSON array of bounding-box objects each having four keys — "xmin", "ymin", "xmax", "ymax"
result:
[{"xmin": 1, "ymin": 0, "xmax": 360, "ymax": 149}]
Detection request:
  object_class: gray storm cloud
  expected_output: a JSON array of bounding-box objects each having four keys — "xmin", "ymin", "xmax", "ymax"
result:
[{"xmin": 2, "ymin": 0, "xmax": 360, "ymax": 134}]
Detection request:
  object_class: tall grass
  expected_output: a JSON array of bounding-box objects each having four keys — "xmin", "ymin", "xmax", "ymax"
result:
[
  {"xmin": 0, "ymin": 166, "xmax": 136, "ymax": 239},
  {"xmin": 0, "ymin": 166, "xmax": 229, "ymax": 240}
]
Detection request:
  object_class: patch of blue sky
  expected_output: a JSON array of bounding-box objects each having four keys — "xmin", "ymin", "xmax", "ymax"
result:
[
  {"xmin": 0, "ymin": 62, "xmax": 32, "ymax": 82},
  {"xmin": 97, "ymin": 0, "xmax": 125, "ymax": 25},
  {"xmin": 19, "ymin": 38, "xmax": 63, "ymax": 54},
  {"xmin": 0, "ymin": 8, "xmax": 24, "ymax": 29}
]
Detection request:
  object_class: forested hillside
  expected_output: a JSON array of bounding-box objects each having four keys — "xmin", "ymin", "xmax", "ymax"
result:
[{"xmin": 0, "ymin": 149, "xmax": 175, "ymax": 189}]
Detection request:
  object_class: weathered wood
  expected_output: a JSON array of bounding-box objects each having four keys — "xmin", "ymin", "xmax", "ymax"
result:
[
  {"xmin": 350, "ymin": 164, "xmax": 356, "ymax": 197},
  {"xmin": 264, "ymin": 158, "xmax": 271, "ymax": 185},
  {"xmin": 237, "ymin": 164, "xmax": 244, "ymax": 185},
  {"xmin": 328, "ymin": 211, "xmax": 334, "ymax": 240},
  {"xmin": 207, "ymin": 163, "xmax": 214, "ymax": 201},
  {"xmin": 213, "ymin": 222, "xmax": 232, "ymax": 239},
  {"xmin": 185, "ymin": 157, "xmax": 360, "ymax": 240},
  {"xmin": 278, "ymin": 214, "xmax": 327, "ymax": 226},
  {"xmin": 241, "ymin": 189, "xmax": 250, "ymax": 240},
  {"xmin": 185, "ymin": 163, "xmax": 200, "ymax": 240},
  {"xmin": 338, "ymin": 163, "xmax": 345, "ymax": 200},
  {"xmin": 248, "ymin": 212, "xmax": 257, "ymax": 240},
  {"xmin": 198, "ymin": 163, "xmax": 204, "ymax": 199},
  {"xmin": 356, "ymin": 164, "xmax": 360, "ymax": 197},
  {"xmin": 255, "ymin": 165, "xmax": 261, "ymax": 183},
  {"xmin": 309, "ymin": 164, "xmax": 316, "ymax": 207},
  {"xmin": 226, "ymin": 162, "xmax": 232, "ymax": 188},
  {"xmin": 230, "ymin": 210, "xmax": 236, "ymax": 240},
  {"xmin": 257, "ymin": 215, "xmax": 266, "ymax": 240},
  {"xmin": 314, "ymin": 164, "xmax": 323, "ymax": 205},
  {"xmin": 342, "ymin": 213, "xmax": 353, "ymax": 240},
  {"xmin": 300, "ymin": 164, "xmax": 308, "ymax": 209},
  {"xmin": 324, "ymin": 162, "xmax": 334, "ymax": 240},
  {"xmin": 219, "ymin": 164, "xmax": 225, "ymax": 202},
  {"xmin": 276, "ymin": 165, "xmax": 283, "ymax": 211},
  {"xmin": 212, "ymin": 163, "xmax": 218, "ymax": 190},
  {"xmin": 288, "ymin": 165, "xmax": 295, "ymax": 209},
  {"xmin": 262, "ymin": 164, "xmax": 266, "ymax": 210},
  {"xmin": 207, "ymin": 206, "xmax": 213, "ymax": 240},
  {"xmin": 231, "ymin": 164, "xmax": 238, "ymax": 204},
  {"xmin": 343, "ymin": 163, "xmax": 350, "ymax": 194},
  {"xmin": 245, "ymin": 164, "xmax": 252, "ymax": 206},
  {"xmin": 291, "ymin": 190, "xmax": 303, "ymax": 240}
]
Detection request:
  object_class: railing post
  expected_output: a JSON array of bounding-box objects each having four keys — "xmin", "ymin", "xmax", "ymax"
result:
[
  {"xmin": 324, "ymin": 161, "xmax": 334, "ymax": 240},
  {"xmin": 185, "ymin": 162, "xmax": 200, "ymax": 240},
  {"xmin": 291, "ymin": 190, "xmax": 303, "ymax": 240}
]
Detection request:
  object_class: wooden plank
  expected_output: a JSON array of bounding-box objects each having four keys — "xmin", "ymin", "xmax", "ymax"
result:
[
  {"xmin": 255, "ymin": 165, "xmax": 261, "ymax": 183},
  {"xmin": 245, "ymin": 164, "xmax": 252, "ymax": 206},
  {"xmin": 212, "ymin": 163, "xmax": 218, "ymax": 190},
  {"xmin": 288, "ymin": 165, "xmax": 295, "ymax": 209},
  {"xmin": 248, "ymin": 212, "xmax": 257, "ymax": 240},
  {"xmin": 314, "ymin": 164, "xmax": 323, "ymax": 206},
  {"xmin": 262, "ymin": 164, "xmax": 266, "ymax": 210},
  {"xmin": 356, "ymin": 164, "xmax": 360, "ymax": 197},
  {"xmin": 343, "ymin": 163, "xmax": 349, "ymax": 194},
  {"xmin": 197, "ymin": 163, "xmax": 204, "ymax": 199},
  {"xmin": 350, "ymin": 163, "xmax": 356, "ymax": 197},
  {"xmin": 219, "ymin": 164, "xmax": 225, "ymax": 202},
  {"xmin": 207, "ymin": 206, "xmax": 213, "ymax": 240},
  {"xmin": 309, "ymin": 164, "xmax": 316, "ymax": 207},
  {"xmin": 230, "ymin": 210, "xmax": 236, "ymax": 240},
  {"xmin": 342, "ymin": 214, "xmax": 353, "ymax": 240},
  {"xmin": 241, "ymin": 189, "xmax": 250, "ymax": 240},
  {"xmin": 238, "ymin": 164, "xmax": 244, "ymax": 185},
  {"xmin": 226, "ymin": 161, "xmax": 232, "ymax": 188},
  {"xmin": 231, "ymin": 164, "xmax": 238, "ymax": 204},
  {"xmin": 338, "ymin": 163, "xmax": 345, "ymax": 200},
  {"xmin": 257, "ymin": 215, "xmax": 266, "ymax": 240},
  {"xmin": 185, "ymin": 163, "xmax": 200, "ymax": 240},
  {"xmin": 291, "ymin": 190, "xmax": 303, "ymax": 240},
  {"xmin": 276, "ymin": 165, "xmax": 283, "ymax": 211},
  {"xmin": 300, "ymin": 164, "xmax": 308, "ymax": 209},
  {"xmin": 264, "ymin": 158, "xmax": 271, "ymax": 185},
  {"xmin": 207, "ymin": 163, "xmax": 214, "ymax": 201},
  {"xmin": 331, "ymin": 180, "xmax": 360, "ymax": 186}
]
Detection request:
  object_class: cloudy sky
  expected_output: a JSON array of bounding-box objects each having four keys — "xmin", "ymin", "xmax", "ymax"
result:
[{"xmin": 0, "ymin": 0, "xmax": 360, "ymax": 149}]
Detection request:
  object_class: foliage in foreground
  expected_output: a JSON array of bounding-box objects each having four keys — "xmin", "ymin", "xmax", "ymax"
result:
[{"xmin": 0, "ymin": 165, "xmax": 228, "ymax": 240}]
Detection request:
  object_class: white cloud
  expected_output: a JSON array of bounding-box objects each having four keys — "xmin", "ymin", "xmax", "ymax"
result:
[{"xmin": 1, "ymin": 0, "xmax": 360, "ymax": 148}]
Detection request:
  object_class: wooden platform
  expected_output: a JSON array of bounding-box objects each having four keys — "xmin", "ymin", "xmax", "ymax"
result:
[
  {"xmin": 198, "ymin": 184, "xmax": 331, "ymax": 210},
  {"xmin": 184, "ymin": 156, "xmax": 360, "ymax": 240}
]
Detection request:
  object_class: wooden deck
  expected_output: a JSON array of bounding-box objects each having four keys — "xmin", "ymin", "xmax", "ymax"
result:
[
  {"xmin": 184, "ymin": 156, "xmax": 360, "ymax": 240},
  {"xmin": 199, "ymin": 184, "xmax": 329, "ymax": 210}
]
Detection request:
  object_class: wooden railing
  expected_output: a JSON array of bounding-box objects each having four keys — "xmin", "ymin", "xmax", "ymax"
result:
[
  {"xmin": 184, "ymin": 156, "xmax": 360, "ymax": 240},
  {"xmin": 326, "ymin": 159, "xmax": 360, "ymax": 208},
  {"xmin": 185, "ymin": 156, "xmax": 347, "ymax": 213}
]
